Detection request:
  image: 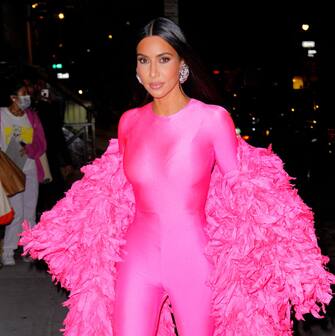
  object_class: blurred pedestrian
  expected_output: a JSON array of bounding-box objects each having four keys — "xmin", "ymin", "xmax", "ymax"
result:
[
  {"xmin": 0, "ymin": 78, "xmax": 47, "ymax": 265},
  {"xmin": 30, "ymin": 78, "xmax": 73, "ymax": 213}
]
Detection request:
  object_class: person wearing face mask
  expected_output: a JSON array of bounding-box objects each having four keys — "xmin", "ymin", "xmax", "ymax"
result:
[{"xmin": 0, "ymin": 78, "xmax": 47, "ymax": 266}]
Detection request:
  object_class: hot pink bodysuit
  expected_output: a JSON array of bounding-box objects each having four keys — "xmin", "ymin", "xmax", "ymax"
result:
[{"xmin": 114, "ymin": 98, "xmax": 238, "ymax": 336}]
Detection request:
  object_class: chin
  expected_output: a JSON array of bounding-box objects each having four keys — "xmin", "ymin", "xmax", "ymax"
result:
[{"xmin": 148, "ymin": 91, "xmax": 166, "ymax": 100}]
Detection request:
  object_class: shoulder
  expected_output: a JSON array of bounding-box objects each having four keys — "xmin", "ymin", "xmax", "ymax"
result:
[
  {"xmin": 0, "ymin": 107, "xmax": 7, "ymax": 115},
  {"xmin": 193, "ymin": 99, "xmax": 233, "ymax": 124},
  {"xmin": 118, "ymin": 103, "xmax": 149, "ymax": 134},
  {"xmin": 119, "ymin": 106, "xmax": 140, "ymax": 125},
  {"xmin": 118, "ymin": 107, "xmax": 140, "ymax": 132},
  {"xmin": 25, "ymin": 107, "xmax": 39, "ymax": 118},
  {"xmin": 25, "ymin": 108, "xmax": 42, "ymax": 123}
]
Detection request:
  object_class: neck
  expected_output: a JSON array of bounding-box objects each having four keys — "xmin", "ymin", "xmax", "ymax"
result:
[
  {"xmin": 9, "ymin": 104, "xmax": 24, "ymax": 117},
  {"xmin": 152, "ymin": 90, "xmax": 190, "ymax": 116}
]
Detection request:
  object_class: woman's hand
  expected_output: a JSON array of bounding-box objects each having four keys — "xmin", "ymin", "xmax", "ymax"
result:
[{"xmin": 19, "ymin": 142, "xmax": 27, "ymax": 157}]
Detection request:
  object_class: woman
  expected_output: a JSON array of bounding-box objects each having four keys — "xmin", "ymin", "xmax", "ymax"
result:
[
  {"xmin": 114, "ymin": 17, "xmax": 238, "ymax": 336},
  {"xmin": 0, "ymin": 79, "xmax": 47, "ymax": 266},
  {"xmin": 20, "ymin": 18, "xmax": 334, "ymax": 335}
]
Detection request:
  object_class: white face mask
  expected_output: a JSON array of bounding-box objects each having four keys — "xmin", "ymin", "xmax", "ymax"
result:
[{"xmin": 17, "ymin": 95, "xmax": 31, "ymax": 110}]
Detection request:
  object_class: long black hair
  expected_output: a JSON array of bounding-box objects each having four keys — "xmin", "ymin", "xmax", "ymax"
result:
[{"xmin": 130, "ymin": 17, "xmax": 223, "ymax": 107}]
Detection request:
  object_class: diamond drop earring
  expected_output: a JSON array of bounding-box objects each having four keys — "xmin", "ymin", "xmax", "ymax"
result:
[{"xmin": 179, "ymin": 63, "xmax": 189, "ymax": 84}]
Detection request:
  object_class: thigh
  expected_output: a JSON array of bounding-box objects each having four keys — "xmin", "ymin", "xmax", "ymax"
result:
[
  {"xmin": 23, "ymin": 168, "xmax": 39, "ymax": 224},
  {"xmin": 113, "ymin": 258, "xmax": 165, "ymax": 336},
  {"xmin": 168, "ymin": 260, "xmax": 214, "ymax": 336},
  {"xmin": 8, "ymin": 191, "xmax": 24, "ymax": 221},
  {"xmin": 163, "ymin": 225, "xmax": 214, "ymax": 336}
]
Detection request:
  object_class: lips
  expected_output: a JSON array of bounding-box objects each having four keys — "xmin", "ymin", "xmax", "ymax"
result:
[{"xmin": 149, "ymin": 82, "xmax": 164, "ymax": 90}]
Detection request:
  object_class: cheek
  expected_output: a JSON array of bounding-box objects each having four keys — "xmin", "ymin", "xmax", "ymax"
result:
[
  {"xmin": 164, "ymin": 67, "xmax": 180, "ymax": 81},
  {"xmin": 136, "ymin": 65, "xmax": 142, "ymax": 76}
]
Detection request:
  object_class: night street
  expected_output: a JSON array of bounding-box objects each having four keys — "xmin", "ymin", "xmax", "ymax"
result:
[{"xmin": 1, "ymin": 1, "xmax": 335, "ymax": 335}]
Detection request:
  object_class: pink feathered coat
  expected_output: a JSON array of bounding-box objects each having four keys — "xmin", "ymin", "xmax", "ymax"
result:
[{"xmin": 20, "ymin": 137, "xmax": 335, "ymax": 335}]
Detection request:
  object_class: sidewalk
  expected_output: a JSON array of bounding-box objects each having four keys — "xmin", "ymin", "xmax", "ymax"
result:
[{"xmin": 0, "ymin": 258, "xmax": 68, "ymax": 336}]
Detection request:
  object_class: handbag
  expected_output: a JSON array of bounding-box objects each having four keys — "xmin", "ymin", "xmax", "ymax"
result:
[
  {"xmin": 0, "ymin": 149, "xmax": 26, "ymax": 197},
  {"xmin": 0, "ymin": 181, "xmax": 14, "ymax": 225}
]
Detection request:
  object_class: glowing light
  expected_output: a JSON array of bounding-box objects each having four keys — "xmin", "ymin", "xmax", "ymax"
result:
[
  {"xmin": 57, "ymin": 73, "xmax": 70, "ymax": 79},
  {"xmin": 78, "ymin": 90, "xmax": 83, "ymax": 95},
  {"xmin": 212, "ymin": 69, "xmax": 220, "ymax": 75},
  {"xmin": 242, "ymin": 135, "xmax": 250, "ymax": 141},
  {"xmin": 32, "ymin": 3, "xmax": 38, "ymax": 9},
  {"xmin": 292, "ymin": 76, "xmax": 304, "ymax": 90},
  {"xmin": 302, "ymin": 40, "xmax": 315, "ymax": 48},
  {"xmin": 308, "ymin": 49, "xmax": 317, "ymax": 57},
  {"xmin": 265, "ymin": 129, "xmax": 270, "ymax": 136},
  {"xmin": 58, "ymin": 12, "xmax": 65, "ymax": 20},
  {"xmin": 108, "ymin": 34, "xmax": 113, "ymax": 40},
  {"xmin": 291, "ymin": 108, "xmax": 295, "ymax": 112},
  {"xmin": 302, "ymin": 24, "xmax": 309, "ymax": 31}
]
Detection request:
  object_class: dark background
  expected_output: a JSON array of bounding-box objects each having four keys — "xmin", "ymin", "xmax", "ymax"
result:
[{"xmin": 1, "ymin": 1, "xmax": 335, "ymax": 212}]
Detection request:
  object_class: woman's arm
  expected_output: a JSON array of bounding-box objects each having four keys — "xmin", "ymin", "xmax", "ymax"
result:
[
  {"xmin": 117, "ymin": 113, "xmax": 127, "ymax": 155},
  {"xmin": 209, "ymin": 107, "xmax": 238, "ymax": 174}
]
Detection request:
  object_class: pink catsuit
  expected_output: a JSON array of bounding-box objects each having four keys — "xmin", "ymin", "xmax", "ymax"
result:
[{"xmin": 114, "ymin": 98, "xmax": 238, "ymax": 336}]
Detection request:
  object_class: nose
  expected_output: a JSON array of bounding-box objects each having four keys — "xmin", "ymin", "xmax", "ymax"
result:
[{"xmin": 149, "ymin": 61, "xmax": 158, "ymax": 79}]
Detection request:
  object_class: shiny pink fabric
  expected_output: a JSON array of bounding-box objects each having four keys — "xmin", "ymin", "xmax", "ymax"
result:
[
  {"xmin": 19, "ymin": 99, "xmax": 335, "ymax": 336},
  {"xmin": 114, "ymin": 98, "xmax": 238, "ymax": 335}
]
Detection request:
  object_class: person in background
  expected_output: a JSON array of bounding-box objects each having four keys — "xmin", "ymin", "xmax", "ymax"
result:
[
  {"xmin": 0, "ymin": 78, "xmax": 47, "ymax": 265},
  {"xmin": 29, "ymin": 78, "xmax": 73, "ymax": 214}
]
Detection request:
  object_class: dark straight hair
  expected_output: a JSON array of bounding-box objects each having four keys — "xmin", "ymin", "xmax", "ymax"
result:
[
  {"xmin": 0, "ymin": 78, "xmax": 26, "ymax": 107},
  {"xmin": 132, "ymin": 17, "xmax": 223, "ymax": 107}
]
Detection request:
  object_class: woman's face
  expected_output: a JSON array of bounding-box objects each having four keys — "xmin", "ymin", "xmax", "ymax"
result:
[
  {"xmin": 136, "ymin": 36, "xmax": 184, "ymax": 99},
  {"xmin": 11, "ymin": 86, "xmax": 31, "ymax": 112}
]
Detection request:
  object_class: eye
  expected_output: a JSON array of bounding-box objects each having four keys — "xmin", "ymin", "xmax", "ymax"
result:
[
  {"xmin": 159, "ymin": 56, "xmax": 170, "ymax": 63},
  {"xmin": 137, "ymin": 57, "xmax": 148, "ymax": 64}
]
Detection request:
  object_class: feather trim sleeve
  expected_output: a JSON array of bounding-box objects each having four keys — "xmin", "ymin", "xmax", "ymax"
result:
[
  {"xmin": 19, "ymin": 139, "xmax": 134, "ymax": 335},
  {"xmin": 205, "ymin": 137, "xmax": 335, "ymax": 335},
  {"xmin": 19, "ymin": 139, "xmax": 175, "ymax": 336}
]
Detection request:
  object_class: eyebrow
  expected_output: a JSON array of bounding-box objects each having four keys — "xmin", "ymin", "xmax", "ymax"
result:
[{"xmin": 136, "ymin": 52, "xmax": 174, "ymax": 58}]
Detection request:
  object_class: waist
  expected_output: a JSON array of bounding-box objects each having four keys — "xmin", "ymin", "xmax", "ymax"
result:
[{"xmin": 134, "ymin": 207, "xmax": 206, "ymax": 228}]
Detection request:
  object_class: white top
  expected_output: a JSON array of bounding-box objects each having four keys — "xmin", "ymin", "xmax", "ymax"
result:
[{"xmin": 0, "ymin": 107, "xmax": 35, "ymax": 172}]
